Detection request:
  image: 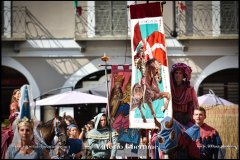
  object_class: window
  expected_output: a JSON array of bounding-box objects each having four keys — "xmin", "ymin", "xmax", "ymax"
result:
[
  {"xmin": 95, "ymin": 1, "xmax": 127, "ymax": 36},
  {"xmin": 220, "ymin": 1, "xmax": 239, "ymax": 34}
]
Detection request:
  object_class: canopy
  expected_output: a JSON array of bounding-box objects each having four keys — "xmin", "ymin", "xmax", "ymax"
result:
[
  {"xmin": 77, "ymin": 83, "xmax": 107, "ymax": 97},
  {"xmin": 198, "ymin": 89, "xmax": 236, "ymax": 106},
  {"xmin": 36, "ymin": 90, "xmax": 107, "ymax": 106}
]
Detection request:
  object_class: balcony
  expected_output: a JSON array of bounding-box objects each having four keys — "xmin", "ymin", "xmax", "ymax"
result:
[
  {"xmin": 2, "ymin": 6, "xmax": 26, "ymax": 41},
  {"xmin": 2, "ymin": 6, "xmax": 64, "ymax": 48},
  {"xmin": 74, "ymin": 3, "xmax": 238, "ymax": 40},
  {"xmin": 2, "ymin": 2, "xmax": 238, "ymax": 41},
  {"xmin": 74, "ymin": 6, "xmax": 172, "ymax": 41},
  {"xmin": 177, "ymin": 2, "xmax": 239, "ymax": 39}
]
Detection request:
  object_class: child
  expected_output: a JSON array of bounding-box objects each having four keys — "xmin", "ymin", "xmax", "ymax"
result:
[{"xmin": 67, "ymin": 124, "xmax": 85, "ymax": 159}]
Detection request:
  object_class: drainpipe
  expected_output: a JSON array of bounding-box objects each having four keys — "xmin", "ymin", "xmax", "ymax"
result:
[{"xmin": 171, "ymin": 1, "xmax": 178, "ymax": 37}]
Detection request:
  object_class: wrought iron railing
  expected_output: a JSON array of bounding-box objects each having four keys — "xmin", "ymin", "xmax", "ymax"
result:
[
  {"xmin": 75, "ymin": 6, "xmax": 130, "ymax": 39},
  {"xmin": 2, "ymin": 6, "xmax": 63, "ymax": 48},
  {"xmin": 2, "ymin": 3, "xmax": 238, "ymax": 41},
  {"xmin": 2, "ymin": 6, "xmax": 26, "ymax": 39},
  {"xmin": 177, "ymin": 3, "xmax": 239, "ymax": 37},
  {"xmin": 75, "ymin": 6, "xmax": 171, "ymax": 40}
]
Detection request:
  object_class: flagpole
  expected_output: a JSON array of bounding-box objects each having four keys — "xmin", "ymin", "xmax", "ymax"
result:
[{"xmin": 100, "ymin": 53, "xmax": 112, "ymax": 142}]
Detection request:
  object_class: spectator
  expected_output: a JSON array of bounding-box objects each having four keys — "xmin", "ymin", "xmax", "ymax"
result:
[
  {"xmin": 64, "ymin": 115, "xmax": 77, "ymax": 126},
  {"xmin": 79, "ymin": 120, "xmax": 95, "ymax": 159},
  {"xmin": 79, "ymin": 120, "xmax": 94, "ymax": 140},
  {"xmin": 67, "ymin": 124, "xmax": 85, "ymax": 159}
]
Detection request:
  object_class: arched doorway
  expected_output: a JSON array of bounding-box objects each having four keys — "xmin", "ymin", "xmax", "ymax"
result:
[
  {"xmin": 198, "ymin": 68, "xmax": 239, "ymax": 104},
  {"xmin": 1, "ymin": 66, "xmax": 29, "ymax": 119},
  {"xmin": 75, "ymin": 69, "xmax": 111, "ymax": 89},
  {"xmin": 73, "ymin": 70, "xmax": 110, "ymax": 129}
]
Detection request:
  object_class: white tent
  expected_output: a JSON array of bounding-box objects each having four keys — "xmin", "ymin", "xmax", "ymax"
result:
[
  {"xmin": 198, "ymin": 89, "xmax": 236, "ymax": 106},
  {"xmin": 36, "ymin": 90, "xmax": 107, "ymax": 106}
]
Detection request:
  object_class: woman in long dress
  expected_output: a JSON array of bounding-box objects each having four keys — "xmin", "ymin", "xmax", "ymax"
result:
[{"xmin": 5, "ymin": 84, "xmax": 51, "ymax": 159}]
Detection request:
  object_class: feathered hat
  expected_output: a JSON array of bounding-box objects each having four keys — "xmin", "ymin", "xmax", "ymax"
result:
[{"xmin": 17, "ymin": 84, "xmax": 34, "ymax": 128}]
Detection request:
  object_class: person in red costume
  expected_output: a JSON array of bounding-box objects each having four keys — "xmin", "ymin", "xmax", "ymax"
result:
[
  {"xmin": 8, "ymin": 89, "xmax": 21, "ymax": 125},
  {"xmin": 170, "ymin": 63, "xmax": 199, "ymax": 128},
  {"xmin": 2, "ymin": 89, "xmax": 21, "ymax": 158},
  {"xmin": 9, "ymin": 89, "xmax": 20, "ymax": 114}
]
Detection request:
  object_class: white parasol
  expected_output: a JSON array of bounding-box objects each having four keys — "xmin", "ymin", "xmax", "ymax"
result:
[
  {"xmin": 198, "ymin": 89, "xmax": 236, "ymax": 106},
  {"xmin": 36, "ymin": 90, "xmax": 107, "ymax": 106}
]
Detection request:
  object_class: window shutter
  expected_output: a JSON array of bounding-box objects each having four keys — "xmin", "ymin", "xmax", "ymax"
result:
[
  {"xmin": 95, "ymin": 1, "xmax": 112, "ymax": 35},
  {"xmin": 112, "ymin": 1, "xmax": 127, "ymax": 35},
  {"xmin": 220, "ymin": 1, "xmax": 238, "ymax": 34},
  {"xmin": 95, "ymin": 1, "xmax": 127, "ymax": 36}
]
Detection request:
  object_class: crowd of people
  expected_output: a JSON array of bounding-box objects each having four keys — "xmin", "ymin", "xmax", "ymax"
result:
[{"xmin": 2, "ymin": 62, "xmax": 223, "ymax": 159}]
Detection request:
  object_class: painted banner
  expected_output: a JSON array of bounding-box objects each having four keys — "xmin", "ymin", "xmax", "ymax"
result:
[
  {"xmin": 129, "ymin": 2, "xmax": 172, "ymax": 129},
  {"xmin": 108, "ymin": 65, "xmax": 140, "ymax": 145}
]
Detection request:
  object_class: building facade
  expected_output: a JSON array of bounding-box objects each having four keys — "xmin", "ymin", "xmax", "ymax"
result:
[{"xmin": 2, "ymin": 1, "xmax": 239, "ymax": 126}]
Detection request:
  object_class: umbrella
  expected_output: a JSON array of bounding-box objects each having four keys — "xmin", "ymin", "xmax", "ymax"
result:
[
  {"xmin": 77, "ymin": 83, "xmax": 107, "ymax": 97},
  {"xmin": 36, "ymin": 90, "xmax": 107, "ymax": 106},
  {"xmin": 198, "ymin": 89, "xmax": 236, "ymax": 106}
]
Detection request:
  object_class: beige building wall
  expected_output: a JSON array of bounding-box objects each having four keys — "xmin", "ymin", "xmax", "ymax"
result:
[{"xmin": 13, "ymin": 1, "xmax": 76, "ymax": 38}]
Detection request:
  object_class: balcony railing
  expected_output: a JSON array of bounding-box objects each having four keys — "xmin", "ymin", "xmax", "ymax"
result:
[
  {"xmin": 2, "ymin": 3, "xmax": 238, "ymax": 41},
  {"xmin": 75, "ymin": 6, "xmax": 171, "ymax": 40},
  {"xmin": 2, "ymin": 6, "xmax": 63, "ymax": 47},
  {"xmin": 2, "ymin": 6, "xmax": 26, "ymax": 40},
  {"xmin": 177, "ymin": 2, "xmax": 239, "ymax": 38}
]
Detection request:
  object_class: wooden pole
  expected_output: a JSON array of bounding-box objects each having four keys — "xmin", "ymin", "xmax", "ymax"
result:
[{"xmin": 101, "ymin": 53, "xmax": 112, "ymax": 142}]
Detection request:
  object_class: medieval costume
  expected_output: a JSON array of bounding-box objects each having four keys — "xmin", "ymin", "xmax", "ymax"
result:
[
  {"xmin": 1, "ymin": 89, "xmax": 20, "ymax": 159},
  {"xmin": 87, "ymin": 113, "xmax": 118, "ymax": 159},
  {"xmin": 170, "ymin": 63, "xmax": 199, "ymax": 128},
  {"xmin": 157, "ymin": 116, "xmax": 200, "ymax": 159},
  {"xmin": 5, "ymin": 84, "xmax": 50, "ymax": 159},
  {"xmin": 1, "ymin": 121, "xmax": 14, "ymax": 159},
  {"xmin": 9, "ymin": 89, "xmax": 20, "ymax": 115},
  {"xmin": 185, "ymin": 123, "xmax": 222, "ymax": 159}
]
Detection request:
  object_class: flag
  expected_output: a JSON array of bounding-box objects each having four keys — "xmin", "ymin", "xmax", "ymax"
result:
[
  {"xmin": 133, "ymin": 22, "xmax": 142, "ymax": 51},
  {"xmin": 73, "ymin": 1, "xmax": 82, "ymax": 16},
  {"xmin": 145, "ymin": 31, "xmax": 167, "ymax": 66},
  {"xmin": 129, "ymin": 2, "xmax": 172, "ymax": 129},
  {"xmin": 106, "ymin": 65, "xmax": 140, "ymax": 145},
  {"xmin": 73, "ymin": 1, "xmax": 78, "ymax": 8}
]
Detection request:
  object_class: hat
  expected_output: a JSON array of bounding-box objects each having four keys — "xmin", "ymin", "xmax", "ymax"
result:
[
  {"xmin": 171, "ymin": 63, "xmax": 192, "ymax": 82},
  {"xmin": 67, "ymin": 124, "xmax": 78, "ymax": 130},
  {"xmin": 17, "ymin": 85, "xmax": 34, "ymax": 128}
]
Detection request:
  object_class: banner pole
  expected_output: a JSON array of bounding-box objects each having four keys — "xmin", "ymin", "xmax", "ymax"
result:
[{"xmin": 101, "ymin": 53, "xmax": 112, "ymax": 142}]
